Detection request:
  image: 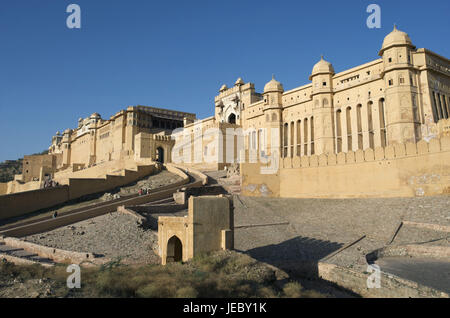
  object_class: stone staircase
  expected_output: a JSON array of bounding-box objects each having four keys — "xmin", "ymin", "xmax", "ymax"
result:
[
  {"xmin": 218, "ymin": 175, "xmax": 241, "ymax": 195},
  {"xmin": 203, "ymin": 170, "xmax": 241, "ymax": 195},
  {"xmin": 0, "ymin": 241, "xmax": 55, "ymax": 266}
]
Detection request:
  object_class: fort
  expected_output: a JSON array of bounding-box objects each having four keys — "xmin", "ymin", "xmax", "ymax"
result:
[
  {"xmin": 0, "ymin": 26, "xmax": 449, "ymax": 297},
  {"xmin": 1, "ymin": 26, "xmax": 449, "ymax": 200}
]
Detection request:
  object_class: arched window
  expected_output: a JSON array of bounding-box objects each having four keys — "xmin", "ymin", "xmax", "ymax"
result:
[
  {"xmin": 283, "ymin": 123, "xmax": 288, "ymax": 157},
  {"xmin": 272, "ymin": 113, "xmax": 277, "ymax": 122},
  {"xmin": 296, "ymin": 120, "xmax": 302, "ymax": 156},
  {"xmin": 336, "ymin": 110, "xmax": 342, "ymax": 153},
  {"xmin": 443, "ymin": 95, "xmax": 449, "ymax": 119},
  {"xmin": 290, "ymin": 122, "xmax": 295, "ymax": 157},
  {"xmin": 379, "ymin": 98, "xmax": 387, "ymax": 147},
  {"xmin": 346, "ymin": 107, "xmax": 352, "ymax": 152},
  {"xmin": 367, "ymin": 102, "xmax": 374, "ymax": 149},
  {"xmin": 228, "ymin": 113, "xmax": 236, "ymax": 124},
  {"xmin": 310, "ymin": 117, "xmax": 315, "ymax": 155},
  {"xmin": 357, "ymin": 104, "xmax": 363, "ymax": 150},
  {"xmin": 304, "ymin": 118, "xmax": 309, "ymax": 155},
  {"xmin": 252, "ymin": 130, "xmax": 257, "ymax": 150},
  {"xmin": 438, "ymin": 93, "xmax": 448, "ymax": 119},
  {"xmin": 431, "ymin": 91, "xmax": 439, "ymax": 123},
  {"xmin": 258, "ymin": 128, "xmax": 265, "ymax": 157}
]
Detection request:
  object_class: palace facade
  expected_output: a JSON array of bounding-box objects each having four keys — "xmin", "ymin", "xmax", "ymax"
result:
[{"xmin": 212, "ymin": 26, "xmax": 450, "ymax": 161}]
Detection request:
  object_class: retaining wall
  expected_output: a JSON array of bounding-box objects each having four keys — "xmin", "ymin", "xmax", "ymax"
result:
[{"xmin": 0, "ymin": 165, "xmax": 195, "ymax": 237}]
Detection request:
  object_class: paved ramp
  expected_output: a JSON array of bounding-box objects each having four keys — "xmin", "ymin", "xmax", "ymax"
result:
[{"xmin": 376, "ymin": 256, "xmax": 450, "ymax": 294}]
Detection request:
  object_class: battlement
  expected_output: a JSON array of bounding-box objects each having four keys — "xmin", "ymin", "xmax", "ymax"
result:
[
  {"xmin": 242, "ymin": 136, "xmax": 450, "ymax": 199},
  {"xmin": 214, "ymin": 82, "xmax": 254, "ymax": 102},
  {"xmin": 281, "ymin": 136, "xmax": 450, "ymax": 169},
  {"xmin": 153, "ymin": 135, "xmax": 172, "ymax": 142}
]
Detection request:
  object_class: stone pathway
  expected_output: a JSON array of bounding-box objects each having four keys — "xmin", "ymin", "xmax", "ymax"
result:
[{"xmin": 233, "ymin": 195, "xmax": 450, "ymax": 276}]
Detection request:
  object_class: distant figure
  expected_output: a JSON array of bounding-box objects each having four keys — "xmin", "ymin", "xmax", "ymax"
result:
[
  {"xmin": 138, "ymin": 189, "xmax": 143, "ymax": 196},
  {"xmin": 52, "ymin": 211, "xmax": 58, "ymax": 219}
]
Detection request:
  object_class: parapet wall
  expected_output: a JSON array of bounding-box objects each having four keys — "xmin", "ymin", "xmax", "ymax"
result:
[
  {"xmin": 242, "ymin": 136, "xmax": 450, "ymax": 198},
  {"xmin": 0, "ymin": 186, "xmax": 70, "ymax": 220}
]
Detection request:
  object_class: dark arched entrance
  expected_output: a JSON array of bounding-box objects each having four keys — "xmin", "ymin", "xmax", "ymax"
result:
[
  {"xmin": 166, "ymin": 236, "xmax": 182, "ymax": 263},
  {"xmin": 156, "ymin": 147, "xmax": 164, "ymax": 163},
  {"xmin": 228, "ymin": 113, "xmax": 236, "ymax": 124}
]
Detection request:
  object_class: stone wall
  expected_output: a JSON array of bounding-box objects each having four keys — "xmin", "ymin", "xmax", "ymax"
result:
[
  {"xmin": 0, "ymin": 164, "xmax": 158, "ymax": 221},
  {"xmin": 242, "ymin": 136, "xmax": 450, "ymax": 198},
  {"xmin": 0, "ymin": 186, "xmax": 70, "ymax": 220}
]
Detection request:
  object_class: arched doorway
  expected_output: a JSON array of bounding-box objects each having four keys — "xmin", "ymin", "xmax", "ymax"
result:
[
  {"xmin": 156, "ymin": 147, "xmax": 164, "ymax": 163},
  {"xmin": 166, "ymin": 236, "xmax": 182, "ymax": 263},
  {"xmin": 228, "ymin": 113, "xmax": 236, "ymax": 124}
]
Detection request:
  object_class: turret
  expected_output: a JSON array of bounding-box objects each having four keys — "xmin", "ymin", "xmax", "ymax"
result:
[
  {"xmin": 309, "ymin": 56, "xmax": 335, "ymax": 155},
  {"xmin": 263, "ymin": 75, "xmax": 284, "ymax": 109},
  {"xmin": 379, "ymin": 25, "xmax": 419, "ymax": 144},
  {"xmin": 262, "ymin": 75, "xmax": 284, "ymax": 157}
]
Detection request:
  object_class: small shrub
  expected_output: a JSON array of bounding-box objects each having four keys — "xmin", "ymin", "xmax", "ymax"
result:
[
  {"xmin": 282, "ymin": 282, "xmax": 304, "ymax": 298},
  {"xmin": 136, "ymin": 284, "xmax": 161, "ymax": 298},
  {"xmin": 175, "ymin": 286, "xmax": 198, "ymax": 298}
]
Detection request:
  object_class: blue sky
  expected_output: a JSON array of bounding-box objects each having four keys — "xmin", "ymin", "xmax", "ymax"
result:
[{"xmin": 0, "ymin": 0, "xmax": 448, "ymax": 161}]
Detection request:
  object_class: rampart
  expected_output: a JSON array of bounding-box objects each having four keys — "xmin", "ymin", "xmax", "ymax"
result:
[
  {"xmin": 0, "ymin": 164, "xmax": 158, "ymax": 221},
  {"xmin": 0, "ymin": 165, "xmax": 203, "ymax": 236},
  {"xmin": 241, "ymin": 136, "xmax": 450, "ymax": 198}
]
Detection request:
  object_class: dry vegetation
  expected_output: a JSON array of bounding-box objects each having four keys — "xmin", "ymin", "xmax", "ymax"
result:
[
  {"xmin": 0, "ymin": 159, "xmax": 22, "ymax": 183},
  {"xmin": 0, "ymin": 251, "xmax": 325, "ymax": 298}
]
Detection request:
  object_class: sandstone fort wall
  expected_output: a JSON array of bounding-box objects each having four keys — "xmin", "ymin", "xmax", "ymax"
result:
[
  {"xmin": 241, "ymin": 136, "xmax": 450, "ymax": 198},
  {"xmin": 0, "ymin": 164, "xmax": 158, "ymax": 221}
]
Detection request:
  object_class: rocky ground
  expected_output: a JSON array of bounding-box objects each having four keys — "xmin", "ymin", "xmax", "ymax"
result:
[
  {"xmin": 0, "ymin": 276, "xmax": 58, "ymax": 298},
  {"xmin": 25, "ymin": 212, "xmax": 160, "ymax": 265}
]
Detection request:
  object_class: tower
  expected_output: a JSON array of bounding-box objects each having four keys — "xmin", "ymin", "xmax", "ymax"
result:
[
  {"xmin": 262, "ymin": 75, "xmax": 284, "ymax": 157},
  {"xmin": 379, "ymin": 25, "xmax": 419, "ymax": 144},
  {"xmin": 309, "ymin": 56, "xmax": 335, "ymax": 155}
]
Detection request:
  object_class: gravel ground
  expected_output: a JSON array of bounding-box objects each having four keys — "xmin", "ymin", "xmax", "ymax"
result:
[{"xmin": 25, "ymin": 212, "xmax": 160, "ymax": 265}]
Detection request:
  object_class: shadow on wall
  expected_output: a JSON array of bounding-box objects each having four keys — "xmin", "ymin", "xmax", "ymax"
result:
[{"xmin": 241, "ymin": 236, "xmax": 343, "ymax": 278}]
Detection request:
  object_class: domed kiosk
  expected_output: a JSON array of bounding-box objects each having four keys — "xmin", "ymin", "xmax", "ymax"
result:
[{"xmin": 379, "ymin": 25, "xmax": 415, "ymax": 56}]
